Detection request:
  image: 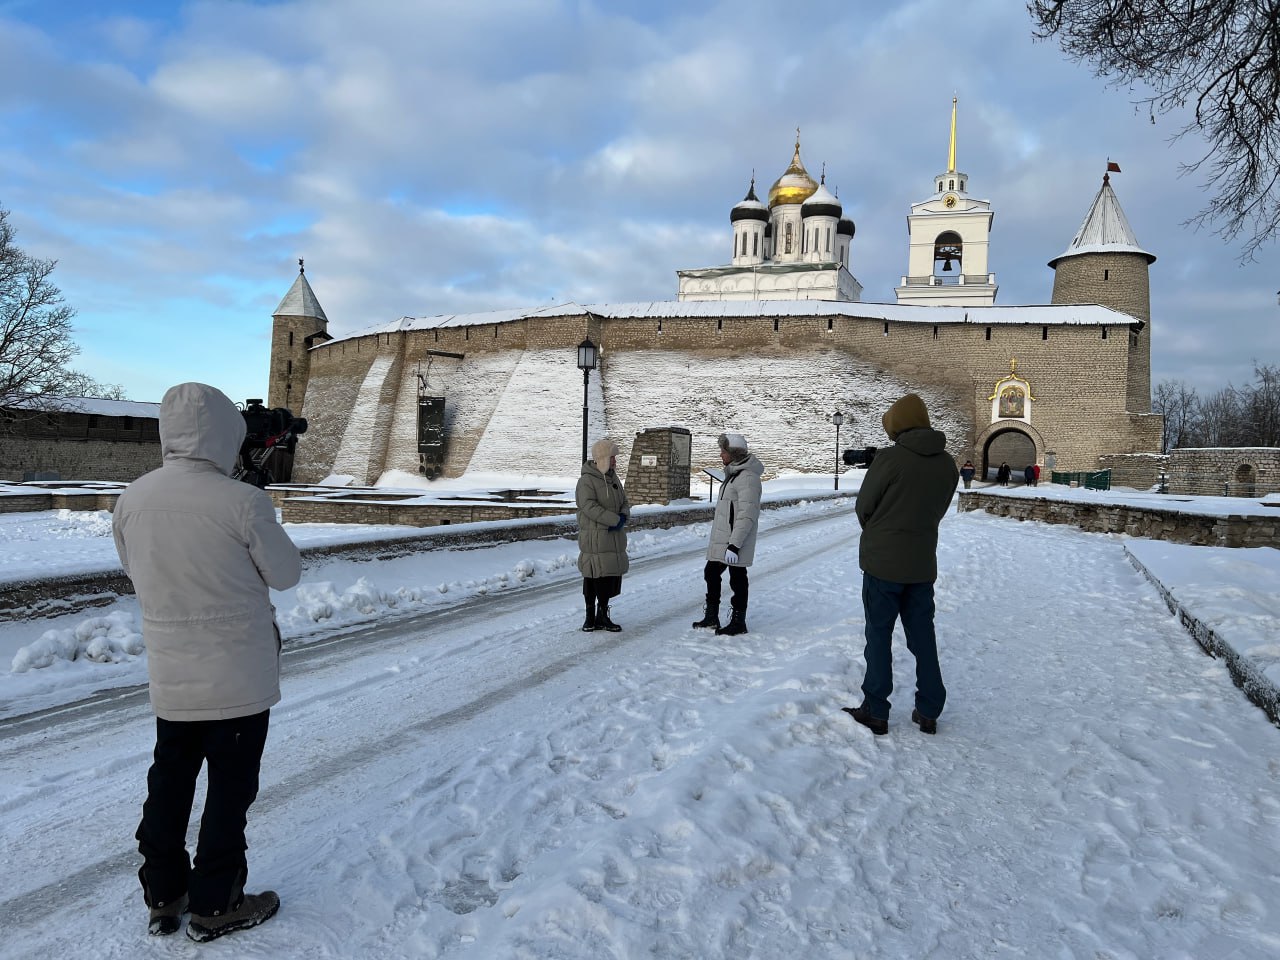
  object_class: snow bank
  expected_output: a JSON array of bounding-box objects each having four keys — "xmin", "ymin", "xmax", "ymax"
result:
[{"xmin": 11, "ymin": 611, "xmax": 143, "ymax": 672}]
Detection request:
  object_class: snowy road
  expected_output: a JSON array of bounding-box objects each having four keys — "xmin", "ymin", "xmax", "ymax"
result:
[{"xmin": 2, "ymin": 501, "xmax": 1279, "ymax": 959}]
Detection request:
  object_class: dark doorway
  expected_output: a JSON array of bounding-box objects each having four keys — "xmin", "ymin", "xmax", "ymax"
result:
[{"xmin": 983, "ymin": 429, "xmax": 1036, "ymax": 482}]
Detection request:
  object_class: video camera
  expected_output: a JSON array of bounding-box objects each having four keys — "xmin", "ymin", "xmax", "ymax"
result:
[
  {"xmin": 842, "ymin": 445, "xmax": 878, "ymax": 467},
  {"xmin": 234, "ymin": 399, "xmax": 308, "ymax": 488}
]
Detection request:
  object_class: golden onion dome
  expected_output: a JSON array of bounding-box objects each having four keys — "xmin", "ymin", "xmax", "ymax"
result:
[{"xmin": 768, "ymin": 135, "xmax": 819, "ymax": 208}]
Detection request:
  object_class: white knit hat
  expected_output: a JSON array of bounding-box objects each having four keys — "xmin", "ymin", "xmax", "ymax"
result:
[
  {"xmin": 718, "ymin": 432, "xmax": 748, "ymax": 454},
  {"xmin": 591, "ymin": 437, "xmax": 619, "ymax": 465}
]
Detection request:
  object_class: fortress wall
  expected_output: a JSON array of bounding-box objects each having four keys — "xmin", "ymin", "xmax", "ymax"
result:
[
  {"xmin": 330, "ymin": 341, "xmax": 404, "ymax": 485},
  {"xmin": 293, "ymin": 310, "xmax": 1154, "ymax": 484},
  {"xmin": 601, "ymin": 346, "xmax": 970, "ymax": 480}
]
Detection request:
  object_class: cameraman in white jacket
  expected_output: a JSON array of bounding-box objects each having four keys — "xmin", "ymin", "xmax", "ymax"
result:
[{"xmin": 113, "ymin": 382, "xmax": 300, "ymax": 942}]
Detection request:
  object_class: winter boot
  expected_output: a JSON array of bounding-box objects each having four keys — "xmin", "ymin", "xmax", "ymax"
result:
[
  {"xmin": 186, "ymin": 890, "xmax": 280, "ymax": 943},
  {"xmin": 147, "ymin": 893, "xmax": 188, "ymax": 936},
  {"xmin": 843, "ymin": 704, "xmax": 888, "ymax": 736},
  {"xmin": 596, "ymin": 600, "xmax": 622, "ymax": 632},
  {"xmin": 691, "ymin": 599, "xmax": 720, "ymax": 630},
  {"xmin": 581, "ymin": 598, "xmax": 597, "ymax": 632},
  {"xmin": 715, "ymin": 607, "xmax": 748, "ymax": 636},
  {"xmin": 911, "ymin": 709, "xmax": 937, "ymax": 735}
]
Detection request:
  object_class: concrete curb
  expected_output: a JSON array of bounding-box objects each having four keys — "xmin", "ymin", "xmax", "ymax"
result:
[{"xmin": 1124, "ymin": 545, "xmax": 1280, "ymax": 727}]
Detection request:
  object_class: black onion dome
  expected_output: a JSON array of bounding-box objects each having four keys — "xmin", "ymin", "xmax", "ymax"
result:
[
  {"xmin": 730, "ymin": 178, "xmax": 769, "ymax": 223},
  {"xmin": 837, "ymin": 217, "xmax": 855, "ymax": 237},
  {"xmin": 801, "ymin": 181, "xmax": 842, "ymax": 219}
]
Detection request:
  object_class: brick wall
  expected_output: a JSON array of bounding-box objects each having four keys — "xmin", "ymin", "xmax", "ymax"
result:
[
  {"xmin": 624, "ymin": 427, "xmax": 692, "ymax": 505},
  {"xmin": 1166, "ymin": 447, "xmax": 1280, "ymax": 497},
  {"xmin": 957, "ymin": 490, "xmax": 1278, "ymax": 547},
  {"xmin": 290, "ymin": 309, "xmax": 1158, "ymax": 484},
  {"xmin": 0, "ymin": 436, "xmax": 161, "ymax": 482}
]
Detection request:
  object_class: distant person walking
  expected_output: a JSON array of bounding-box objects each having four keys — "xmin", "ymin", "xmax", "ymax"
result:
[
  {"xmin": 960, "ymin": 460, "xmax": 975, "ymax": 489},
  {"xmin": 112, "ymin": 383, "xmax": 301, "ymax": 942},
  {"xmin": 845, "ymin": 393, "xmax": 958, "ymax": 736},
  {"xmin": 1024, "ymin": 464, "xmax": 1036, "ymax": 486},
  {"xmin": 997, "ymin": 461, "xmax": 1011, "ymax": 486},
  {"xmin": 692, "ymin": 432, "xmax": 764, "ymax": 636},
  {"xmin": 576, "ymin": 438, "xmax": 630, "ymax": 632},
  {"xmin": 1032, "ymin": 463, "xmax": 1041, "ymax": 486}
]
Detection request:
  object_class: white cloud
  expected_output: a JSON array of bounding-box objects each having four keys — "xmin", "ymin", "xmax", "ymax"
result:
[{"xmin": 0, "ymin": 0, "xmax": 1272, "ymax": 405}]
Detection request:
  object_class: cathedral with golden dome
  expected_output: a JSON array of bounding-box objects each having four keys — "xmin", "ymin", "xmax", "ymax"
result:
[{"xmin": 677, "ymin": 132, "xmax": 862, "ymax": 302}]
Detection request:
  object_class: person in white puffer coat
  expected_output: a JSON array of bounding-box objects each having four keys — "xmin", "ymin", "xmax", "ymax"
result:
[
  {"xmin": 112, "ymin": 382, "xmax": 300, "ymax": 942},
  {"xmin": 692, "ymin": 431, "xmax": 764, "ymax": 636}
]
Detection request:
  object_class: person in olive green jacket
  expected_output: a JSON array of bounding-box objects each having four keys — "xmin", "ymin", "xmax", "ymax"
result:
[
  {"xmin": 576, "ymin": 437, "xmax": 630, "ymax": 632},
  {"xmin": 845, "ymin": 393, "xmax": 958, "ymax": 737}
]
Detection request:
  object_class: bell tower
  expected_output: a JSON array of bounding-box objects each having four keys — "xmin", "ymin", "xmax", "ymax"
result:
[{"xmin": 895, "ymin": 98, "xmax": 998, "ymax": 306}]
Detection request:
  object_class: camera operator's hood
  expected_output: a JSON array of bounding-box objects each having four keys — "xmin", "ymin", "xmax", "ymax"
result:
[{"xmin": 159, "ymin": 382, "xmax": 246, "ymax": 476}]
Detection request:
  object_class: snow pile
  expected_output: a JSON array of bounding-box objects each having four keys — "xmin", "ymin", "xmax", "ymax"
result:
[
  {"xmin": 282, "ymin": 553, "xmax": 578, "ymax": 629},
  {"xmin": 52, "ymin": 508, "xmax": 115, "ymax": 537},
  {"xmin": 11, "ymin": 610, "xmax": 143, "ymax": 672}
]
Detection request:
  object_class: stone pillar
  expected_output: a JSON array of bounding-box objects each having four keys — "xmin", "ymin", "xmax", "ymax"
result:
[{"xmin": 624, "ymin": 427, "xmax": 692, "ymax": 505}]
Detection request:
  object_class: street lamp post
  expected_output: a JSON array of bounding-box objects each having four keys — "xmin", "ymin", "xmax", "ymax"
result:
[
  {"xmin": 577, "ymin": 337, "xmax": 598, "ymax": 464},
  {"xmin": 831, "ymin": 411, "xmax": 844, "ymax": 490}
]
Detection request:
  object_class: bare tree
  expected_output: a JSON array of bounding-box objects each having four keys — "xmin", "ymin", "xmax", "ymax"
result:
[
  {"xmin": 1190, "ymin": 385, "xmax": 1247, "ymax": 447},
  {"xmin": 1239, "ymin": 362, "xmax": 1280, "ymax": 446},
  {"xmin": 1029, "ymin": 1, "xmax": 1280, "ymax": 259},
  {"xmin": 0, "ymin": 206, "xmax": 121, "ymax": 409},
  {"xmin": 1152, "ymin": 377, "xmax": 1198, "ymax": 451}
]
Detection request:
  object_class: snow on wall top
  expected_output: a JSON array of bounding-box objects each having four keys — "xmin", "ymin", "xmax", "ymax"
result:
[
  {"xmin": 2, "ymin": 396, "xmax": 161, "ymax": 418},
  {"xmin": 328, "ymin": 299, "xmax": 1135, "ymax": 347}
]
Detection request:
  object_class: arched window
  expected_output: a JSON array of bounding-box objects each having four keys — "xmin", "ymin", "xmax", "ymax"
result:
[
  {"xmin": 785, "ymin": 222, "xmax": 793, "ymax": 254},
  {"xmin": 933, "ymin": 231, "xmax": 963, "ymax": 277}
]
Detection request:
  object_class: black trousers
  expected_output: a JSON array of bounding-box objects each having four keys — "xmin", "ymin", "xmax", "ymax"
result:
[
  {"xmin": 704, "ymin": 560, "xmax": 749, "ymax": 611},
  {"xmin": 136, "ymin": 710, "xmax": 269, "ymax": 915},
  {"xmin": 582, "ymin": 575, "xmax": 622, "ymax": 605}
]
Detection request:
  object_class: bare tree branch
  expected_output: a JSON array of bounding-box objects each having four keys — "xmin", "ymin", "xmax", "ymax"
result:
[
  {"xmin": 0, "ymin": 205, "xmax": 122, "ymax": 412},
  {"xmin": 1029, "ymin": 0, "xmax": 1280, "ymax": 259}
]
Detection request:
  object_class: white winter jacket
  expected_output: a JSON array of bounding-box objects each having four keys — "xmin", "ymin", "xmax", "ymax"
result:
[
  {"xmin": 112, "ymin": 383, "xmax": 302, "ymax": 721},
  {"xmin": 706, "ymin": 454, "xmax": 764, "ymax": 566}
]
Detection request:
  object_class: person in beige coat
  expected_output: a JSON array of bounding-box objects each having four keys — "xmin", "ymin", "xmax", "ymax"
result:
[
  {"xmin": 576, "ymin": 437, "xmax": 630, "ymax": 631},
  {"xmin": 112, "ymin": 382, "xmax": 301, "ymax": 942}
]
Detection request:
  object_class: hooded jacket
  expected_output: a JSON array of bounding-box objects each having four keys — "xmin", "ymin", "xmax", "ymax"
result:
[
  {"xmin": 576, "ymin": 460, "xmax": 630, "ymax": 578},
  {"xmin": 856, "ymin": 394, "xmax": 959, "ymax": 584},
  {"xmin": 707, "ymin": 453, "xmax": 764, "ymax": 566},
  {"xmin": 112, "ymin": 383, "xmax": 302, "ymax": 721}
]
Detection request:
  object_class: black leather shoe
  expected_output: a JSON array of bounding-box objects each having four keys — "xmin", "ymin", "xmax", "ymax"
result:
[
  {"xmin": 911, "ymin": 709, "xmax": 937, "ymax": 734},
  {"xmin": 843, "ymin": 705, "xmax": 888, "ymax": 735}
]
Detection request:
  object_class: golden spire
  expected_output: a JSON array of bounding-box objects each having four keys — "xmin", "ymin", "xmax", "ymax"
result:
[{"xmin": 947, "ymin": 96, "xmax": 958, "ymax": 173}]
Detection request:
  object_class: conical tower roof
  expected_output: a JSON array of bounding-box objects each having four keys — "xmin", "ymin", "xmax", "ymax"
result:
[
  {"xmin": 1049, "ymin": 173, "xmax": 1156, "ymax": 268},
  {"xmin": 273, "ymin": 264, "xmax": 329, "ymax": 321}
]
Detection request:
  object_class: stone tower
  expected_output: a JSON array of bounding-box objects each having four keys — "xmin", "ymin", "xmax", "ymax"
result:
[
  {"xmin": 1048, "ymin": 168, "xmax": 1156, "ymax": 413},
  {"xmin": 895, "ymin": 98, "xmax": 998, "ymax": 306},
  {"xmin": 269, "ymin": 260, "xmax": 331, "ymax": 413}
]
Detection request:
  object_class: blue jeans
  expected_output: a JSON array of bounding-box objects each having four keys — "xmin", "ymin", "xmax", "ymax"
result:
[{"xmin": 860, "ymin": 573, "xmax": 946, "ymax": 721}]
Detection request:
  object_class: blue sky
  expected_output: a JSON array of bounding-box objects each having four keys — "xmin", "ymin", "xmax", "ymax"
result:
[{"xmin": 1, "ymin": 0, "xmax": 1275, "ymax": 405}]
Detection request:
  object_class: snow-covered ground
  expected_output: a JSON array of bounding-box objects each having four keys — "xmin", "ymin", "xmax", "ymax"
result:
[{"xmin": 2, "ymin": 477, "xmax": 1279, "ymax": 958}]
